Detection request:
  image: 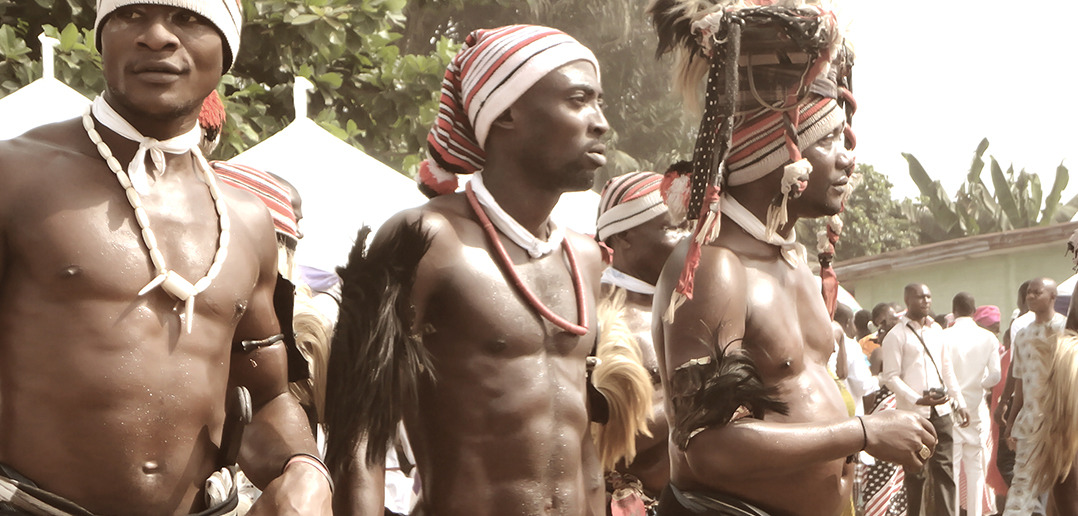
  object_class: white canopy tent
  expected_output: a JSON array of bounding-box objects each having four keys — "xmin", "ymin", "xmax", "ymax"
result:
[
  {"xmin": 550, "ymin": 189, "xmax": 601, "ymax": 236},
  {"xmin": 0, "ymin": 35, "xmax": 90, "ymax": 140},
  {"xmin": 230, "ymin": 78, "xmax": 427, "ymax": 274}
]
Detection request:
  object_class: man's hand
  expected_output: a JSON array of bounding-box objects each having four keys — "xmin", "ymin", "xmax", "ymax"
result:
[
  {"xmin": 955, "ymin": 408, "xmax": 971, "ymax": 428},
  {"xmin": 994, "ymin": 401, "xmax": 1009, "ymax": 425},
  {"xmin": 247, "ymin": 462, "xmax": 333, "ymax": 516},
  {"xmin": 862, "ymin": 410, "xmax": 938, "ymax": 471}
]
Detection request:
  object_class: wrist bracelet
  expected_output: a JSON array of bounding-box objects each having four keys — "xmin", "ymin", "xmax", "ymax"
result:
[
  {"xmin": 284, "ymin": 453, "xmax": 334, "ymax": 494},
  {"xmin": 856, "ymin": 416, "xmax": 867, "ymax": 451}
]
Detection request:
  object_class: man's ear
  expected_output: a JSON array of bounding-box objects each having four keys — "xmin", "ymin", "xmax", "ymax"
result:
[
  {"xmin": 490, "ymin": 108, "xmax": 514, "ymax": 131},
  {"xmin": 607, "ymin": 232, "xmax": 630, "ymax": 252}
]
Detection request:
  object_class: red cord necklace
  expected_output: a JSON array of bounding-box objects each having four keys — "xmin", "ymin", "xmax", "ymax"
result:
[{"xmin": 465, "ymin": 183, "xmax": 589, "ymax": 336}]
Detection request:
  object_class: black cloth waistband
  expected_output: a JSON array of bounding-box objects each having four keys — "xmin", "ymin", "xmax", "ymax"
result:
[
  {"xmin": 657, "ymin": 484, "xmax": 772, "ymax": 516},
  {"xmin": 0, "ymin": 463, "xmax": 238, "ymax": 516}
]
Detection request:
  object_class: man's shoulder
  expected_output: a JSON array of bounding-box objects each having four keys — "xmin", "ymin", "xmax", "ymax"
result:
[
  {"xmin": 370, "ymin": 193, "xmax": 474, "ymax": 259},
  {"xmin": 0, "ymin": 118, "xmax": 86, "ymax": 167}
]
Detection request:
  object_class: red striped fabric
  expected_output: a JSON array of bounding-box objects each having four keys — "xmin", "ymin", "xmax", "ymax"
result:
[
  {"xmin": 418, "ymin": 25, "xmax": 598, "ymax": 196},
  {"xmin": 211, "ymin": 161, "xmax": 299, "ymax": 240}
]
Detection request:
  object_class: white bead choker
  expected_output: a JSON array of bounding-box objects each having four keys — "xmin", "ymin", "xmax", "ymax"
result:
[{"xmin": 82, "ymin": 103, "xmax": 230, "ymax": 333}]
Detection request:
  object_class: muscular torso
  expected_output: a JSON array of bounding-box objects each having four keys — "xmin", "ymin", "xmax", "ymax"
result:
[
  {"xmin": 399, "ymin": 195, "xmax": 604, "ymax": 516},
  {"xmin": 0, "ymin": 120, "xmax": 273, "ymax": 515},
  {"xmin": 655, "ymin": 234, "xmax": 851, "ymax": 515}
]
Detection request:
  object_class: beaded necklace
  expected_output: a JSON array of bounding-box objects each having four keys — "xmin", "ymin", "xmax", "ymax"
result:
[
  {"xmin": 82, "ymin": 106, "xmax": 230, "ymax": 334},
  {"xmin": 465, "ymin": 182, "xmax": 588, "ymax": 336}
]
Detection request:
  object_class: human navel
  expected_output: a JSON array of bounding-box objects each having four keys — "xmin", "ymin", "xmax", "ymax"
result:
[{"xmin": 141, "ymin": 461, "xmax": 160, "ymax": 474}]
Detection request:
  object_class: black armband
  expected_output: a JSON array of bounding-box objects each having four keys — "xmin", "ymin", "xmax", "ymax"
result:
[{"xmin": 237, "ymin": 333, "xmax": 285, "ymax": 352}]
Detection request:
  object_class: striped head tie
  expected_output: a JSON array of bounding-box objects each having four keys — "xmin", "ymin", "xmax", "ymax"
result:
[
  {"xmin": 417, "ymin": 24, "xmax": 600, "ymax": 197},
  {"xmin": 596, "ymin": 171, "xmax": 668, "ymax": 242},
  {"xmin": 212, "ymin": 161, "xmax": 299, "ymax": 241},
  {"xmin": 726, "ymin": 95, "xmax": 847, "ymax": 187}
]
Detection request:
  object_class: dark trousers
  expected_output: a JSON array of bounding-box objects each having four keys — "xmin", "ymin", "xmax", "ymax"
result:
[{"xmin": 904, "ymin": 408, "xmax": 956, "ymax": 516}]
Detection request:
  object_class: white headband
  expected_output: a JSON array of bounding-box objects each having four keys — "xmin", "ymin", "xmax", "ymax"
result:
[{"xmin": 95, "ymin": 0, "xmax": 242, "ymax": 72}]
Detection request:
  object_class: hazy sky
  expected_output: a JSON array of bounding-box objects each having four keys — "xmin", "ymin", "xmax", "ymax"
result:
[{"xmin": 845, "ymin": 0, "xmax": 1078, "ymax": 203}]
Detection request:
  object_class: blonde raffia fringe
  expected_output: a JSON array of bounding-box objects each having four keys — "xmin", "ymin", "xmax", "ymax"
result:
[
  {"xmin": 1027, "ymin": 330, "xmax": 1078, "ymax": 493},
  {"xmin": 592, "ymin": 288, "xmax": 655, "ymax": 472}
]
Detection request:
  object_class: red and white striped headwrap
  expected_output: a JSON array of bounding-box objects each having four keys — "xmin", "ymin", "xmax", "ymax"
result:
[
  {"xmin": 596, "ymin": 171, "xmax": 668, "ymax": 242},
  {"xmin": 211, "ymin": 161, "xmax": 299, "ymax": 241},
  {"xmin": 417, "ymin": 24, "xmax": 600, "ymax": 197},
  {"xmin": 727, "ymin": 96, "xmax": 845, "ymax": 186}
]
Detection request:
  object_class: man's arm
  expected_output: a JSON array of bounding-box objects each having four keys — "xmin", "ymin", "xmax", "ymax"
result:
[
  {"xmin": 833, "ymin": 324, "xmax": 848, "ymax": 380},
  {"xmin": 940, "ymin": 337, "xmax": 970, "ymax": 426},
  {"xmin": 657, "ymin": 248, "xmax": 934, "ymax": 481},
  {"xmin": 230, "ymin": 207, "xmax": 330, "ymax": 513},
  {"xmin": 982, "ymin": 337, "xmax": 1002, "ymax": 390},
  {"xmin": 879, "ymin": 328, "xmax": 920, "ymax": 406}
]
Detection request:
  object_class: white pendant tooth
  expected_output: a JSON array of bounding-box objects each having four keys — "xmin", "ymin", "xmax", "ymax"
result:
[
  {"xmin": 139, "ymin": 273, "xmax": 167, "ymax": 295},
  {"xmin": 184, "ymin": 298, "xmax": 195, "ymax": 334}
]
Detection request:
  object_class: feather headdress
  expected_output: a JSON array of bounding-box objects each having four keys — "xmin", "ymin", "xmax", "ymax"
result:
[{"xmin": 648, "ymin": 0, "xmax": 855, "ymax": 321}]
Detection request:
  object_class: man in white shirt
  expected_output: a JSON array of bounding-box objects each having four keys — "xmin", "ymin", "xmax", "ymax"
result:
[
  {"xmin": 944, "ymin": 293, "xmax": 1002, "ymax": 516},
  {"xmin": 882, "ymin": 283, "xmax": 971, "ymax": 515},
  {"xmin": 1003, "ymin": 277, "xmax": 1066, "ymax": 516}
]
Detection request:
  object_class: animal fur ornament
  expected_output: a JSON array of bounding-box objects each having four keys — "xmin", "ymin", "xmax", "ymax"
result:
[
  {"xmin": 592, "ymin": 288, "xmax": 655, "ymax": 472},
  {"xmin": 324, "ymin": 223, "xmax": 434, "ymax": 471}
]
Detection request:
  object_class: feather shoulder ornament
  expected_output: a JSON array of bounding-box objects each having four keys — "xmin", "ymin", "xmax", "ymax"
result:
[{"xmin": 324, "ymin": 223, "xmax": 434, "ymax": 472}]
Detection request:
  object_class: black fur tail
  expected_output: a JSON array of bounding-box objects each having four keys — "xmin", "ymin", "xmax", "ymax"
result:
[
  {"xmin": 669, "ymin": 342, "xmax": 789, "ymax": 450},
  {"xmin": 649, "ymin": 0, "xmax": 708, "ymax": 59},
  {"xmin": 324, "ymin": 221, "xmax": 434, "ymax": 473}
]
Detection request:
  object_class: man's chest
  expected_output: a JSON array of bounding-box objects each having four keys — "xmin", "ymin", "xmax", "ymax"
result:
[
  {"xmin": 8, "ymin": 177, "xmax": 255, "ymax": 309},
  {"xmin": 742, "ymin": 264, "xmax": 834, "ymax": 357},
  {"xmin": 422, "ymin": 246, "xmax": 596, "ymax": 357}
]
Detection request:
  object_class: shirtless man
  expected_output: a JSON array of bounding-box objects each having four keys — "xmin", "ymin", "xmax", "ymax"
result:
[
  {"xmin": 0, "ymin": 1, "xmax": 330, "ymax": 513},
  {"xmin": 595, "ymin": 170, "xmax": 686, "ymax": 507},
  {"xmin": 648, "ymin": 2, "xmax": 935, "ymax": 514},
  {"xmin": 326, "ymin": 25, "xmax": 609, "ymax": 515}
]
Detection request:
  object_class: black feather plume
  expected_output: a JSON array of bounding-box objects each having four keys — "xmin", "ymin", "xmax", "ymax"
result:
[
  {"xmin": 324, "ymin": 221, "xmax": 434, "ymax": 472},
  {"xmin": 669, "ymin": 342, "xmax": 789, "ymax": 450}
]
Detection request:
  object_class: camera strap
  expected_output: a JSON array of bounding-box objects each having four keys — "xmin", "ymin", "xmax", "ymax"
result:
[{"xmin": 906, "ymin": 322, "xmax": 945, "ymax": 385}]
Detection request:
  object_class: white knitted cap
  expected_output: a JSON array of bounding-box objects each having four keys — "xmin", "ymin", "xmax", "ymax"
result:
[{"xmin": 95, "ymin": 0, "xmax": 243, "ymax": 72}]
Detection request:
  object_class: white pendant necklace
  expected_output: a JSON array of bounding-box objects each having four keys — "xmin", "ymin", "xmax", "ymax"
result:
[{"xmin": 82, "ymin": 105, "xmax": 230, "ymax": 333}]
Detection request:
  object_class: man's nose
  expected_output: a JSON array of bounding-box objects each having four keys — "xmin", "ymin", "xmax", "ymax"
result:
[
  {"xmin": 137, "ymin": 17, "xmax": 181, "ymax": 50},
  {"xmin": 836, "ymin": 147, "xmax": 855, "ymax": 176},
  {"xmin": 591, "ymin": 105, "xmax": 609, "ymax": 136}
]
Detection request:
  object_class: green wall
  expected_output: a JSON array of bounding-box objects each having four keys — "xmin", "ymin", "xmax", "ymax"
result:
[{"xmin": 842, "ymin": 242, "xmax": 1075, "ymax": 333}]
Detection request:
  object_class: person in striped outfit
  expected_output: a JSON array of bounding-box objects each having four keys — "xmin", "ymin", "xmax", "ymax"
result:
[
  {"xmin": 325, "ymin": 25, "xmax": 621, "ymax": 515},
  {"xmin": 594, "ymin": 170, "xmax": 689, "ymax": 514}
]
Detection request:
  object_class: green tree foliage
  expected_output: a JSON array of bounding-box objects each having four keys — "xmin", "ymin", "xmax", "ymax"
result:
[
  {"xmin": 0, "ymin": 0, "xmax": 456, "ymax": 172},
  {"xmin": 901, "ymin": 138, "xmax": 1078, "ymax": 244},
  {"xmin": 398, "ymin": 0, "xmax": 695, "ymax": 185},
  {"xmin": 796, "ymin": 163, "xmax": 917, "ymax": 261}
]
